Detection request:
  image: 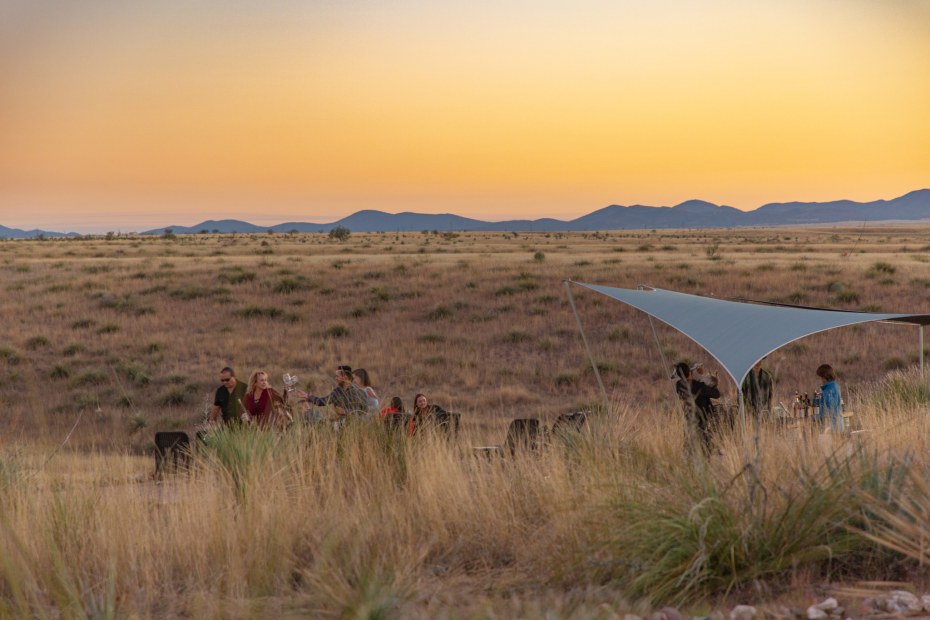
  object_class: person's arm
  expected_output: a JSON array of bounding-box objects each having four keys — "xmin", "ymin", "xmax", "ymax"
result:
[{"xmin": 211, "ymin": 388, "xmax": 224, "ymax": 422}]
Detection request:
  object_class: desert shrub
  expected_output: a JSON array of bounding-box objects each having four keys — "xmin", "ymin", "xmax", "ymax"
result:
[
  {"xmin": 169, "ymin": 285, "xmax": 217, "ymax": 300},
  {"xmin": 121, "ymin": 362, "xmax": 151, "ymax": 386},
  {"xmin": 789, "ymin": 262, "xmax": 807, "ymax": 271},
  {"xmin": 495, "ymin": 286, "xmax": 519, "ymax": 296},
  {"xmin": 82, "ymin": 264, "xmax": 111, "ymax": 274},
  {"xmin": 273, "ymin": 278, "xmax": 302, "ymax": 294},
  {"xmin": 329, "ymin": 226, "xmax": 351, "ymax": 242},
  {"xmin": 96, "ymin": 292, "xmax": 153, "ymax": 315},
  {"xmin": 350, "ymin": 306, "xmax": 369, "ymax": 318},
  {"xmin": 0, "ymin": 346, "xmax": 21, "ymax": 365},
  {"xmin": 506, "ymin": 330, "xmax": 531, "ymax": 344},
  {"xmin": 883, "ymin": 357, "xmax": 907, "ymax": 371},
  {"xmin": 608, "ymin": 328, "xmax": 631, "ymax": 343},
  {"xmin": 533, "ymin": 251, "xmax": 546, "ymax": 262},
  {"xmin": 834, "ymin": 290, "xmax": 860, "ymax": 303},
  {"xmin": 868, "ymin": 262, "xmax": 896, "ymax": 276},
  {"xmin": 62, "ymin": 343, "xmax": 84, "ymax": 356},
  {"xmin": 217, "ymin": 268, "xmax": 256, "ymax": 284},
  {"xmin": 48, "ymin": 364, "xmax": 70, "ymax": 379},
  {"xmin": 555, "ymin": 374, "xmax": 576, "ymax": 387},
  {"xmin": 97, "ymin": 323, "xmax": 120, "ymax": 334},
  {"xmin": 71, "ymin": 319, "xmax": 95, "ymax": 329},
  {"xmin": 160, "ymin": 387, "xmax": 191, "ymax": 406},
  {"xmin": 325, "ymin": 324, "xmax": 350, "ymax": 338},
  {"xmin": 370, "ymin": 287, "xmax": 390, "ymax": 302},
  {"xmin": 127, "ymin": 413, "xmax": 148, "ymax": 434},
  {"xmin": 427, "ymin": 306, "xmax": 453, "ymax": 320},
  {"xmin": 235, "ymin": 306, "xmax": 299, "ymax": 322},
  {"xmin": 24, "ymin": 335, "xmax": 49, "ymax": 350},
  {"xmin": 71, "ymin": 369, "xmax": 107, "ymax": 387}
]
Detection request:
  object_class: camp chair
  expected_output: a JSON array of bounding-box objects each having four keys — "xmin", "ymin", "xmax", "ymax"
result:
[
  {"xmin": 154, "ymin": 431, "xmax": 191, "ymax": 478},
  {"xmin": 505, "ymin": 418, "xmax": 542, "ymax": 455}
]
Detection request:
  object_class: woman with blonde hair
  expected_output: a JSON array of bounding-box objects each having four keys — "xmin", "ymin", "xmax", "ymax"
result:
[{"xmin": 242, "ymin": 370, "xmax": 289, "ymax": 429}]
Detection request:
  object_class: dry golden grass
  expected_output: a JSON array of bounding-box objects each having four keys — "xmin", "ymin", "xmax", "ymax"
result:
[
  {"xmin": 3, "ymin": 226, "xmax": 930, "ymax": 616},
  {"xmin": 2, "ymin": 225, "xmax": 930, "ymax": 448}
]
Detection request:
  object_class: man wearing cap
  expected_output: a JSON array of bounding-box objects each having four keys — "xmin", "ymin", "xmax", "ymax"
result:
[{"xmin": 297, "ymin": 365, "xmax": 371, "ymax": 420}]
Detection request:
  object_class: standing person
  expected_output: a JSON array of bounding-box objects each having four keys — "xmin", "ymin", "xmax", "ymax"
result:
[
  {"xmin": 816, "ymin": 364, "xmax": 846, "ymax": 433},
  {"xmin": 242, "ymin": 370, "xmax": 287, "ymax": 428},
  {"xmin": 297, "ymin": 365, "xmax": 370, "ymax": 421},
  {"xmin": 409, "ymin": 392, "xmax": 448, "ymax": 435},
  {"xmin": 673, "ymin": 361, "xmax": 721, "ymax": 453},
  {"xmin": 353, "ymin": 368, "xmax": 379, "ymax": 413},
  {"xmin": 210, "ymin": 366, "xmax": 247, "ymax": 425},
  {"xmin": 741, "ymin": 359, "xmax": 774, "ymax": 419}
]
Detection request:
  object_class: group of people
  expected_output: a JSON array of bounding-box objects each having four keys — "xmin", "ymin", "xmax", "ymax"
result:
[
  {"xmin": 674, "ymin": 358, "xmax": 846, "ymax": 452},
  {"xmin": 208, "ymin": 364, "xmax": 448, "ymax": 434}
]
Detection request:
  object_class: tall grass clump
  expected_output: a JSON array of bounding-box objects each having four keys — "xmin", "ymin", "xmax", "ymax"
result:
[
  {"xmin": 199, "ymin": 426, "xmax": 288, "ymax": 502},
  {"xmin": 867, "ymin": 368, "xmax": 930, "ymax": 409},
  {"xmin": 573, "ymin": 425, "xmax": 910, "ymax": 607}
]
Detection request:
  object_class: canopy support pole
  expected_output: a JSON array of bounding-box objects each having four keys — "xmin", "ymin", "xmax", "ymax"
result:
[
  {"xmin": 564, "ymin": 281, "xmax": 609, "ymax": 411},
  {"xmin": 920, "ymin": 325, "xmax": 925, "ymax": 375},
  {"xmin": 737, "ymin": 386, "xmax": 746, "ymax": 433}
]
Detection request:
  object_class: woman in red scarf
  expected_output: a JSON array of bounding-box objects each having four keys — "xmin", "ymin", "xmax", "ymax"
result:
[{"xmin": 242, "ymin": 370, "xmax": 286, "ymax": 428}]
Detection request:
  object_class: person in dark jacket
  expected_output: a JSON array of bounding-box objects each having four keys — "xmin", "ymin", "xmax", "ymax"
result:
[
  {"xmin": 674, "ymin": 361, "xmax": 721, "ymax": 453},
  {"xmin": 741, "ymin": 359, "xmax": 774, "ymax": 419}
]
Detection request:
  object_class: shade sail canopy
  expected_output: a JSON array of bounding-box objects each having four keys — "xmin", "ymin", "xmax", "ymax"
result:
[{"xmin": 573, "ymin": 282, "xmax": 930, "ymax": 388}]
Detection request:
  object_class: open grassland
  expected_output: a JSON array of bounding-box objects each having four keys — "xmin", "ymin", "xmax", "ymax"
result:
[
  {"xmin": 2, "ymin": 226, "xmax": 930, "ymax": 447},
  {"xmin": 3, "ymin": 226, "xmax": 930, "ymax": 617}
]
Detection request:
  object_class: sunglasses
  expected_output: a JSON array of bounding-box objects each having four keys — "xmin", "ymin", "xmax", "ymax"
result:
[{"xmin": 220, "ymin": 378, "xmax": 232, "ymax": 382}]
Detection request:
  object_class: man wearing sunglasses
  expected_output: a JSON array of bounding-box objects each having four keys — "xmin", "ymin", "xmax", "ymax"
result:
[{"xmin": 210, "ymin": 366, "xmax": 248, "ymax": 425}]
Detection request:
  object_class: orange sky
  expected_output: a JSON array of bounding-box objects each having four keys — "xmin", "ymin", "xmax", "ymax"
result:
[{"xmin": 1, "ymin": 0, "xmax": 929, "ymax": 232}]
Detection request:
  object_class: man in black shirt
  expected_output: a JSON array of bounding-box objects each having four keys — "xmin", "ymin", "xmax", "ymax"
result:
[{"xmin": 210, "ymin": 366, "xmax": 247, "ymax": 424}]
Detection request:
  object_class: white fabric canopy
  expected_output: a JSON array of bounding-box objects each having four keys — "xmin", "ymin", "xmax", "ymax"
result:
[{"xmin": 573, "ymin": 282, "xmax": 930, "ymax": 388}]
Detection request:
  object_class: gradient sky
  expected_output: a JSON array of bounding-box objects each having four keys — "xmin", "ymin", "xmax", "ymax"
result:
[{"xmin": 1, "ymin": 0, "xmax": 929, "ymax": 233}]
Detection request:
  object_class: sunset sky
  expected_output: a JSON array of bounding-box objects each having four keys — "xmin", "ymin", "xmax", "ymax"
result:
[{"xmin": 1, "ymin": 0, "xmax": 928, "ymax": 233}]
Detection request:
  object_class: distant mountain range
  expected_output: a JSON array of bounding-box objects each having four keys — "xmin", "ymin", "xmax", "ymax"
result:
[
  {"xmin": 0, "ymin": 224, "xmax": 81, "ymax": 239},
  {"xmin": 2, "ymin": 189, "xmax": 929, "ymax": 238}
]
